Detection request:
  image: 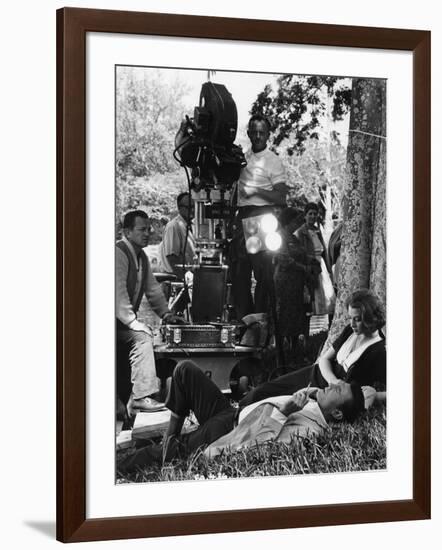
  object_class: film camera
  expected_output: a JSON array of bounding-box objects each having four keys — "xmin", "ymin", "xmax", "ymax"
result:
[
  {"xmin": 175, "ymin": 81, "xmax": 246, "ymax": 192},
  {"xmin": 156, "ymin": 82, "xmax": 264, "ymax": 392},
  {"xmin": 174, "ymin": 81, "xmax": 246, "ymax": 254},
  {"xmin": 169, "ymin": 81, "xmax": 248, "ymax": 325}
]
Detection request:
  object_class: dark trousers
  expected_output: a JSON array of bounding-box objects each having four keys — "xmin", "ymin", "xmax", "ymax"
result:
[
  {"xmin": 165, "ymin": 360, "xmax": 237, "ymax": 455},
  {"xmin": 231, "ymin": 250, "xmax": 274, "ymax": 320},
  {"xmin": 239, "ymin": 364, "xmax": 316, "ymax": 407},
  {"xmin": 230, "ymin": 205, "xmax": 277, "ymax": 320},
  {"xmin": 118, "ymin": 361, "xmax": 237, "ymax": 473}
]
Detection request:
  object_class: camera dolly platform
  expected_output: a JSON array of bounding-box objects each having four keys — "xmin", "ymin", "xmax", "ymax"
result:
[{"xmin": 154, "ymin": 344, "xmax": 260, "ymax": 393}]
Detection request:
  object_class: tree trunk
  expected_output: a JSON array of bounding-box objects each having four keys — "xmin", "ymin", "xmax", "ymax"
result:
[
  {"xmin": 328, "ymin": 78, "xmax": 387, "ymax": 342},
  {"xmin": 324, "ymin": 91, "xmax": 334, "ymax": 237}
]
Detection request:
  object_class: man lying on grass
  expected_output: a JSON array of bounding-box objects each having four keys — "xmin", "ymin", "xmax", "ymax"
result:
[{"xmin": 119, "ymin": 359, "xmax": 375, "ymax": 473}]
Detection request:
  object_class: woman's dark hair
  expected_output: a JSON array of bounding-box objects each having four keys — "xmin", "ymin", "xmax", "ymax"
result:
[
  {"xmin": 345, "ymin": 288, "xmax": 386, "ymax": 332},
  {"xmin": 339, "ymin": 382, "xmax": 365, "ymax": 422},
  {"xmin": 279, "ymin": 207, "xmax": 298, "ymax": 228},
  {"xmin": 304, "ymin": 202, "xmax": 319, "ymax": 215}
]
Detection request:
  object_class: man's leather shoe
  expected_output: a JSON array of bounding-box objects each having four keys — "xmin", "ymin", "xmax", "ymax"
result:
[{"xmin": 127, "ymin": 395, "xmax": 166, "ymax": 416}]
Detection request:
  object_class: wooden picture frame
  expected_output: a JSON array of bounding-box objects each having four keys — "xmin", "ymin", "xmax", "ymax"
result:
[{"xmin": 56, "ymin": 7, "xmax": 430, "ymax": 542}]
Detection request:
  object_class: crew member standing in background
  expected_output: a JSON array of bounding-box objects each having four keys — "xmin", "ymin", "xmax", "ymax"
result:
[
  {"xmin": 158, "ymin": 192, "xmax": 196, "ymax": 280},
  {"xmin": 230, "ymin": 114, "xmax": 288, "ymax": 320},
  {"xmin": 295, "ymin": 202, "xmax": 335, "ymax": 327}
]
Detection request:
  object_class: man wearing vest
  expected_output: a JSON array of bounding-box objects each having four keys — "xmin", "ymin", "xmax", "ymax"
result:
[{"xmin": 116, "ymin": 210, "xmax": 180, "ymax": 416}]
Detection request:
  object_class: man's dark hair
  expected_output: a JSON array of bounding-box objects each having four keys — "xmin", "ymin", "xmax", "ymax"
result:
[
  {"xmin": 339, "ymin": 382, "xmax": 365, "ymax": 422},
  {"xmin": 248, "ymin": 114, "xmax": 271, "ymax": 132},
  {"xmin": 123, "ymin": 210, "xmax": 148, "ymax": 230},
  {"xmin": 304, "ymin": 202, "xmax": 319, "ymax": 215},
  {"xmin": 177, "ymin": 192, "xmax": 190, "ymax": 208}
]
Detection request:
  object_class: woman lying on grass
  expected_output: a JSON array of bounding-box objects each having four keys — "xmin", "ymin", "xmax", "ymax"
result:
[
  {"xmin": 118, "ymin": 359, "xmax": 384, "ymax": 475},
  {"xmin": 240, "ymin": 288, "xmax": 386, "ymax": 407}
]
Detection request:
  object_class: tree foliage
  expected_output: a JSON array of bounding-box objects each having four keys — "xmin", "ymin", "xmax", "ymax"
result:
[
  {"xmin": 250, "ymin": 75, "xmax": 351, "ymax": 222},
  {"xmin": 116, "ymin": 67, "xmax": 192, "ymax": 235},
  {"xmin": 116, "ymin": 173, "xmax": 189, "ymax": 243},
  {"xmin": 250, "ymin": 75, "xmax": 351, "ymax": 155},
  {"xmin": 116, "ymin": 67, "xmax": 190, "ymax": 178},
  {"xmin": 280, "ymin": 136, "xmax": 347, "ymax": 219}
]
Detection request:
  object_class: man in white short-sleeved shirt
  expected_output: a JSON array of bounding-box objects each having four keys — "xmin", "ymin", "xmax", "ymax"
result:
[
  {"xmin": 231, "ymin": 115, "xmax": 288, "ymax": 319},
  {"xmin": 237, "ymin": 145, "xmax": 286, "ymax": 208}
]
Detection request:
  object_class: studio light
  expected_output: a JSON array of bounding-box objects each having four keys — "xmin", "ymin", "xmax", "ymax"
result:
[
  {"xmin": 245, "ymin": 235, "xmax": 262, "ymax": 254},
  {"xmin": 260, "ymin": 213, "xmax": 278, "ymax": 233},
  {"xmin": 242, "ymin": 213, "xmax": 282, "ymax": 254},
  {"xmin": 244, "ymin": 218, "xmax": 259, "ymax": 235},
  {"xmin": 265, "ymin": 232, "xmax": 282, "ymax": 251}
]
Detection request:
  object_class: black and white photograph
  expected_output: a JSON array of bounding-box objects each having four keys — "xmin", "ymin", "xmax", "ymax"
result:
[
  {"xmin": 115, "ymin": 65, "xmax": 387, "ymax": 483},
  {"xmin": 2, "ymin": 0, "xmax": 437, "ymax": 546}
]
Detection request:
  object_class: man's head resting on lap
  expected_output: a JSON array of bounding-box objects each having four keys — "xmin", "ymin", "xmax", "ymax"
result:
[{"xmin": 316, "ymin": 381, "xmax": 365, "ymax": 422}]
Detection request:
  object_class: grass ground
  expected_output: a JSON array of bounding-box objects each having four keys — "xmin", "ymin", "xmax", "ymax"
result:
[{"xmin": 116, "ymin": 402, "xmax": 386, "ymax": 484}]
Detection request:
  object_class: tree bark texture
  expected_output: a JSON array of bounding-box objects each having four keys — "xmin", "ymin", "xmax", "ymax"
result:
[{"xmin": 328, "ymin": 78, "xmax": 386, "ymax": 343}]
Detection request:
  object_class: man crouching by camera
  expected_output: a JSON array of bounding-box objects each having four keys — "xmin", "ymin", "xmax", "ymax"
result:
[{"xmin": 116, "ymin": 210, "xmax": 183, "ymax": 417}]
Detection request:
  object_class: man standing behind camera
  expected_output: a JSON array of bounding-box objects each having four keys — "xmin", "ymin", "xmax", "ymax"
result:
[{"xmin": 231, "ymin": 115, "xmax": 288, "ymax": 320}]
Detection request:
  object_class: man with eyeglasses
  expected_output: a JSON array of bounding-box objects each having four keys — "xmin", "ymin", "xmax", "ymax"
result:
[{"xmin": 158, "ymin": 192, "xmax": 196, "ymax": 279}]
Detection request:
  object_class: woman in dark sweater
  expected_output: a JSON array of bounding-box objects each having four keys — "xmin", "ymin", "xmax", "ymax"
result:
[{"xmin": 240, "ymin": 289, "xmax": 386, "ymax": 407}]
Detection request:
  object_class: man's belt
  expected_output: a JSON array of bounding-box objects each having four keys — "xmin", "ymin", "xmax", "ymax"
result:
[{"xmin": 237, "ymin": 204, "xmax": 284, "ymax": 220}]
